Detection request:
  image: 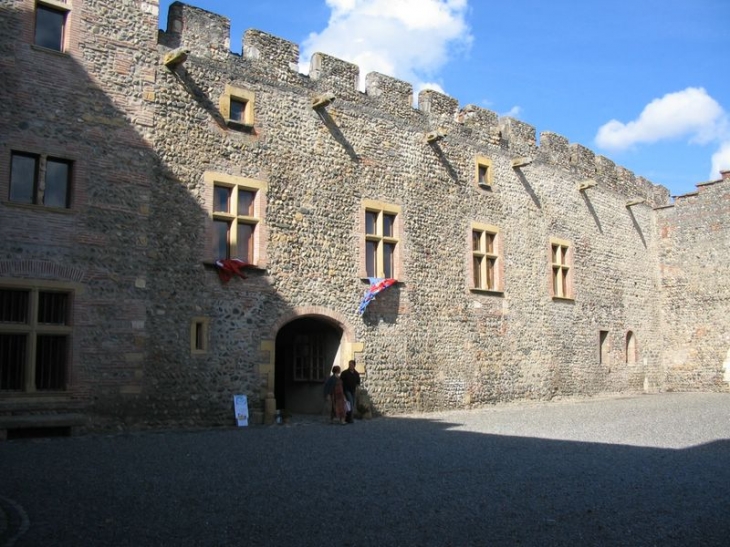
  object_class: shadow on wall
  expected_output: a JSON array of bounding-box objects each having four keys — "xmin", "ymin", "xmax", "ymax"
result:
[{"xmin": 0, "ymin": 3, "xmax": 301, "ymax": 429}]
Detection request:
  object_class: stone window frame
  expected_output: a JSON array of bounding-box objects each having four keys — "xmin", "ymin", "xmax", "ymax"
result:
[
  {"xmin": 360, "ymin": 199, "xmax": 402, "ymax": 280},
  {"xmin": 204, "ymin": 171, "xmax": 268, "ymax": 267},
  {"xmin": 469, "ymin": 222, "xmax": 504, "ymax": 294},
  {"xmin": 190, "ymin": 317, "xmax": 210, "ymax": 355},
  {"xmin": 599, "ymin": 330, "xmax": 610, "ymax": 365},
  {"xmin": 219, "ymin": 84, "xmax": 255, "ymax": 131},
  {"xmin": 474, "ymin": 155, "xmax": 493, "ymax": 191},
  {"xmin": 549, "ymin": 237, "xmax": 574, "ymax": 300},
  {"xmin": 0, "ymin": 279, "xmax": 76, "ymax": 394},
  {"xmin": 625, "ymin": 330, "xmax": 637, "ymax": 364},
  {"xmin": 7, "ymin": 150, "xmax": 74, "ymax": 209},
  {"xmin": 33, "ymin": 0, "xmax": 72, "ymax": 53}
]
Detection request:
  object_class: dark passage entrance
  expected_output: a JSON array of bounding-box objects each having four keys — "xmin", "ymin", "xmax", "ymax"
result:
[{"xmin": 275, "ymin": 317, "xmax": 343, "ymax": 414}]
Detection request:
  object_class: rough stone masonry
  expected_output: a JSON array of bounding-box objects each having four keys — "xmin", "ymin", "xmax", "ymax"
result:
[{"xmin": 0, "ymin": 0, "xmax": 727, "ymax": 434}]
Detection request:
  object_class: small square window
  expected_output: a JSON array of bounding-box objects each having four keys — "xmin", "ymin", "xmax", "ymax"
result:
[
  {"xmin": 475, "ymin": 156, "xmax": 493, "ymax": 189},
  {"xmin": 34, "ymin": 3, "xmax": 68, "ymax": 52},
  {"xmin": 191, "ymin": 318, "xmax": 210, "ymax": 354},
  {"xmin": 220, "ymin": 85, "xmax": 255, "ymax": 130}
]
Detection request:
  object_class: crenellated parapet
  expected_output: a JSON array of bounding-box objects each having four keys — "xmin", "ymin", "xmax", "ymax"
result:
[{"xmin": 158, "ymin": 2, "xmax": 671, "ymax": 206}]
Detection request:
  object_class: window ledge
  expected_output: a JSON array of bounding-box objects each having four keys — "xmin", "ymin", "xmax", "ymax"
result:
[
  {"xmin": 2, "ymin": 200, "xmax": 73, "ymax": 213},
  {"xmin": 552, "ymin": 296, "xmax": 575, "ymax": 302},
  {"xmin": 470, "ymin": 288, "xmax": 503, "ymax": 296},
  {"xmin": 30, "ymin": 44, "xmax": 69, "ymax": 57},
  {"xmin": 225, "ymin": 119, "xmax": 255, "ymax": 132},
  {"xmin": 359, "ymin": 277, "xmax": 403, "ymax": 285},
  {"xmin": 203, "ymin": 260, "xmax": 267, "ymax": 273}
]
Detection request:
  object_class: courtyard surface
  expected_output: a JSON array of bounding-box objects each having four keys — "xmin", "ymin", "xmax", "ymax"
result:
[{"xmin": 1, "ymin": 392, "xmax": 729, "ymax": 546}]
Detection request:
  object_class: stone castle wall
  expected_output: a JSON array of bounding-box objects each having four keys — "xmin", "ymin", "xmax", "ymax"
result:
[{"xmin": 0, "ymin": 0, "xmax": 727, "ymax": 432}]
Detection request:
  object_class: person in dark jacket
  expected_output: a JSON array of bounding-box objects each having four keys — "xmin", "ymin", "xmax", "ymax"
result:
[{"xmin": 340, "ymin": 360, "xmax": 361, "ymax": 423}]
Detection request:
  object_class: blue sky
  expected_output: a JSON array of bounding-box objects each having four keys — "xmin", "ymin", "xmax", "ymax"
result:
[{"xmin": 158, "ymin": 0, "xmax": 730, "ymax": 197}]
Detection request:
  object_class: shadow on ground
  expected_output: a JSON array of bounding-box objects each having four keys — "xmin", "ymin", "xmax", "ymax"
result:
[{"xmin": 1, "ymin": 395, "xmax": 729, "ymax": 546}]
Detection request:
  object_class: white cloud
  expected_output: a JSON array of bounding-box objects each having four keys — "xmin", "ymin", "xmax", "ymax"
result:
[
  {"xmin": 595, "ymin": 87, "xmax": 730, "ymax": 181},
  {"xmin": 301, "ymin": 0, "xmax": 472, "ymax": 93},
  {"xmin": 710, "ymin": 141, "xmax": 730, "ymax": 180},
  {"xmin": 501, "ymin": 106, "xmax": 522, "ymax": 119},
  {"xmin": 595, "ymin": 87, "xmax": 726, "ymax": 151}
]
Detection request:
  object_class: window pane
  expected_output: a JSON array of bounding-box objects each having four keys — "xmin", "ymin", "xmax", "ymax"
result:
[
  {"xmin": 473, "ymin": 256, "xmax": 482, "ymax": 288},
  {"xmin": 486, "ymin": 233, "xmax": 495, "ymax": 254},
  {"xmin": 365, "ymin": 211, "xmax": 377, "ymax": 235},
  {"xmin": 478, "ymin": 165, "xmax": 488, "ymax": 184},
  {"xmin": 472, "ymin": 231, "xmax": 481, "ymax": 252},
  {"xmin": 213, "ymin": 220, "xmax": 230, "ymax": 258},
  {"xmin": 236, "ymin": 223, "xmax": 254, "ymax": 262},
  {"xmin": 238, "ymin": 189, "xmax": 255, "ymax": 216},
  {"xmin": 43, "ymin": 159, "xmax": 71, "ymax": 208},
  {"xmin": 365, "ymin": 240, "xmax": 377, "ymax": 277},
  {"xmin": 553, "ymin": 267, "xmax": 560, "ymax": 296},
  {"xmin": 552, "ymin": 245, "xmax": 560, "ymax": 265},
  {"xmin": 486, "ymin": 258, "xmax": 495, "ymax": 289},
  {"xmin": 35, "ymin": 6, "xmax": 65, "ymax": 51},
  {"xmin": 383, "ymin": 243, "xmax": 395, "ymax": 278},
  {"xmin": 0, "ymin": 334, "xmax": 26, "ymax": 391},
  {"xmin": 230, "ymin": 99, "xmax": 246, "ymax": 122},
  {"xmin": 383, "ymin": 214, "xmax": 396, "ymax": 238},
  {"xmin": 213, "ymin": 186, "xmax": 231, "ymax": 213},
  {"xmin": 38, "ymin": 292, "xmax": 69, "ymax": 325},
  {"xmin": 9, "ymin": 153, "xmax": 37, "ymax": 204},
  {"xmin": 36, "ymin": 334, "xmax": 67, "ymax": 390},
  {"xmin": 0, "ymin": 289, "xmax": 30, "ymax": 324},
  {"xmin": 194, "ymin": 322, "xmax": 205, "ymax": 351}
]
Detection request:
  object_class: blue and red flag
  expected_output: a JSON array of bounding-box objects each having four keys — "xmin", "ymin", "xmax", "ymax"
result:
[{"xmin": 358, "ymin": 277, "xmax": 397, "ymax": 315}]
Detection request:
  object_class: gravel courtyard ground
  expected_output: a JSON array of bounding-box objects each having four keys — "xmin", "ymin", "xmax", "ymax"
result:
[{"xmin": 1, "ymin": 392, "xmax": 729, "ymax": 546}]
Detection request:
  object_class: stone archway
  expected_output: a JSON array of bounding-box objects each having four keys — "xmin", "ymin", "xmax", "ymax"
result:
[{"xmin": 274, "ymin": 316, "xmax": 344, "ymax": 414}]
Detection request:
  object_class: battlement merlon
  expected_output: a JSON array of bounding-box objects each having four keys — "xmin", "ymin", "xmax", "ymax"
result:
[
  {"xmin": 310, "ymin": 53, "xmax": 360, "ymax": 100},
  {"xmin": 456, "ymin": 106, "xmax": 501, "ymax": 145},
  {"xmin": 164, "ymin": 2, "xmax": 231, "ymax": 60},
  {"xmin": 365, "ymin": 73, "xmax": 414, "ymax": 114},
  {"xmin": 500, "ymin": 117, "xmax": 537, "ymax": 157}
]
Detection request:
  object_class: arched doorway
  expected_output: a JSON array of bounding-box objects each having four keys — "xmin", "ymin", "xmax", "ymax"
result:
[{"xmin": 275, "ymin": 317, "xmax": 343, "ymax": 414}]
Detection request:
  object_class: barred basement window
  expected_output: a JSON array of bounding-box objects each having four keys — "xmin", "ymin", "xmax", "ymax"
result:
[
  {"xmin": 34, "ymin": 0, "xmax": 71, "ymax": 52},
  {"xmin": 0, "ymin": 286, "xmax": 72, "ymax": 392}
]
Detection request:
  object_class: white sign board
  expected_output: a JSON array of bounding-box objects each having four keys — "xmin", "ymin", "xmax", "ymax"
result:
[{"xmin": 233, "ymin": 395, "xmax": 249, "ymax": 427}]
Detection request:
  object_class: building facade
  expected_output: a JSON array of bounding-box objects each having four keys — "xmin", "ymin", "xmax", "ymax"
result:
[{"xmin": 1, "ymin": 0, "xmax": 728, "ymax": 434}]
